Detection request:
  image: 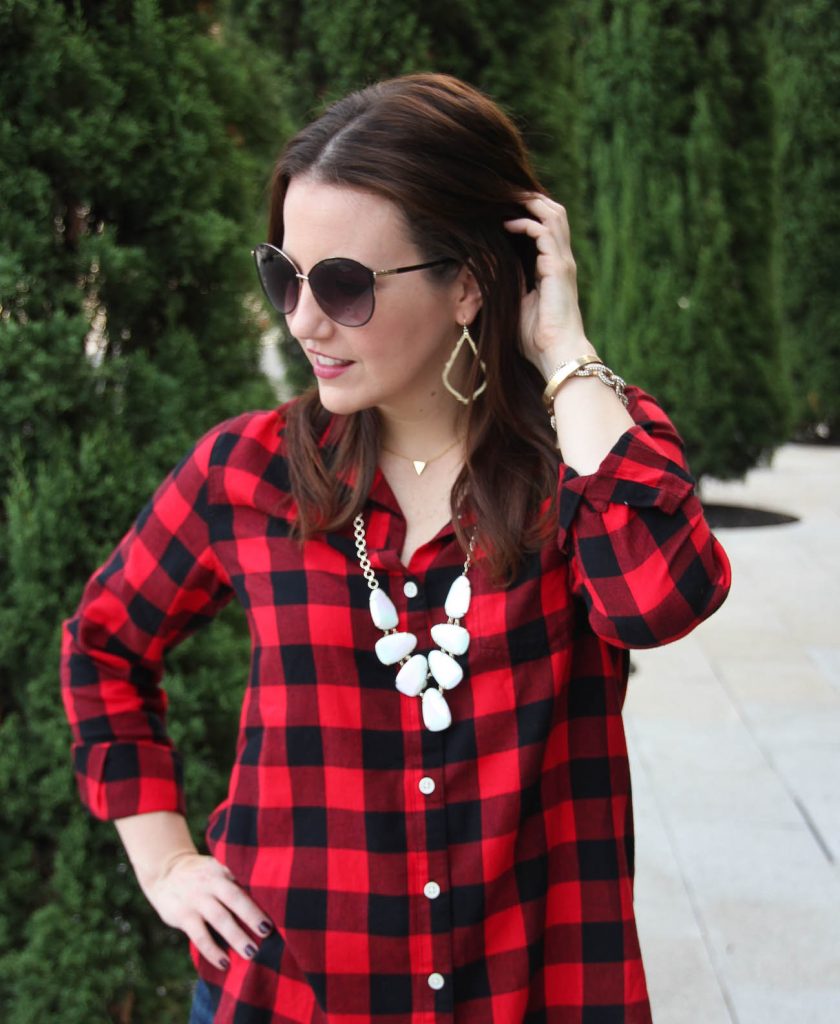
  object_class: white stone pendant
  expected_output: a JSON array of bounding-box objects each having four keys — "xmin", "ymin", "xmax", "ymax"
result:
[
  {"xmin": 375, "ymin": 631, "xmax": 417, "ymax": 666},
  {"xmin": 444, "ymin": 575, "xmax": 471, "ymax": 620},
  {"xmin": 430, "ymin": 622, "xmax": 470, "ymax": 656},
  {"xmin": 422, "ymin": 687, "xmax": 452, "ymax": 732},
  {"xmin": 395, "ymin": 654, "xmax": 428, "ymax": 696},
  {"xmin": 428, "ymin": 649, "xmax": 463, "ymax": 690},
  {"xmin": 369, "ymin": 589, "xmax": 399, "ymax": 631}
]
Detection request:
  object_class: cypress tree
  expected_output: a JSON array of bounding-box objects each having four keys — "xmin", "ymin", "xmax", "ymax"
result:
[
  {"xmin": 766, "ymin": 0, "xmax": 840, "ymax": 437},
  {"xmin": 569, "ymin": 0, "xmax": 791, "ymax": 480},
  {"xmin": 0, "ymin": 2, "xmax": 279, "ymax": 1019}
]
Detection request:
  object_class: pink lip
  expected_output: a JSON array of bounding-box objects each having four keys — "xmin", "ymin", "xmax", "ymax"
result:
[
  {"xmin": 309, "ymin": 351, "xmax": 355, "ymax": 380},
  {"xmin": 313, "ymin": 362, "xmax": 353, "ymax": 380}
]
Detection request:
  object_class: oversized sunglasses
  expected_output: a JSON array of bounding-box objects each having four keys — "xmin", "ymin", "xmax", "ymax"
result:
[{"xmin": 252, "ymin": 243, "xmax": 455, "ymax": 327}]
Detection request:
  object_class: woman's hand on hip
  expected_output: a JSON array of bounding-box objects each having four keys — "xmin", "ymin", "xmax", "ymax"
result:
[
  {"xmin": 140, "ymin": 852, "xmax": 274, "ymax": 971},
  {"xmin": 504, "ymin": 193, "xmax": 597, "ymax": 378}
]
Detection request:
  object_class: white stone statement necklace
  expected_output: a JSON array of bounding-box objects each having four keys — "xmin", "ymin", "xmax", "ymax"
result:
[{"xmin": 353, "ymin": 513, "xmax": 474, "ymax": 732}]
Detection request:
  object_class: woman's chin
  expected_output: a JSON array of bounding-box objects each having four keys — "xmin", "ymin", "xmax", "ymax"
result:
[{"xmin": 314, "ymin": 383, "xmax": 371, "ymax": 417}]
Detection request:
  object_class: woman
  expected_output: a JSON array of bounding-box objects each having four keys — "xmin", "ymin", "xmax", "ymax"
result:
[{"xmin": 61, "ymin": 74, "xmax": 730, "ymax": 1023}]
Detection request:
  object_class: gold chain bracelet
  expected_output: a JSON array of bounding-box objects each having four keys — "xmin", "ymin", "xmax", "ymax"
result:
[{"xmin": 545, "ymin": 360, "xmax": 630, "ymax": 431}]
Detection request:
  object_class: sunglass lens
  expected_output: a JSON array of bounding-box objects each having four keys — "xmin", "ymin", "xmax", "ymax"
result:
[
  {"xmin": 255, "ymin": 245, "xmax": 298, "ymax": 314},
  {"xmin": 310, "ymin": 259, "xmax": 374, "ymax": 327}
]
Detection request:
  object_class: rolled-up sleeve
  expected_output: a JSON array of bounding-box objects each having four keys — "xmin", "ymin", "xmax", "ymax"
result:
[
  {"xmin": 556, "ymin": 386, "xmax": 731, "ymax": 648},
  {"xmin": 60, "ymin": 427, "xmax": 234, "ymax": 820}
]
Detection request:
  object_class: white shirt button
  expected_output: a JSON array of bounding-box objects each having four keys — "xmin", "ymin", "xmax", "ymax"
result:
[
  {"xmin": 403, "ymin": 580, "xmax": 419, "ymax": 598},
  {"xmin": 423, "ymin": 881, "xmax": 441, "ymax": 900},
  {"xmin": 418, "ymin": 776, "xmax": 435, "ymax": 795},
  {"xmin": 427, "ymin": 972, "xmax": 445, "ymax": 991}
]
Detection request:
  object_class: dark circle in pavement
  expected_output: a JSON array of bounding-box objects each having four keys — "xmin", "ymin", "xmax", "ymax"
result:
[{"xmin": 701, "ymin": 503, "xmax": 800, "ymax": 529}]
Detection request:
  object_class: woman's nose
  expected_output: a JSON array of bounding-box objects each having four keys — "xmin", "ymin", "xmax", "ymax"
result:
[{"xmin": 285, "ymin": 278, "xmax": 332, "ymax": 338}]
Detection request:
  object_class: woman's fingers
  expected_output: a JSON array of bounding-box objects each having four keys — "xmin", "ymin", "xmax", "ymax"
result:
[
  {"xmin": 143, "ymin": 853, "xmax": 274, "ymax": 970},
  {"xmin": 200, "ymin": 893, "xmax": 261, "ymax": 962},
  {"xmin": 506, "ymin": 198, "xmax": 572, "ymax": 253},
  {"xmin": 181, "ymin": 909, "xmax": 234, "ymax": 971},
  {"xmin": 503, "ymin": 193, "xmax": 589, "ymax": 370},
  {"xmin": 215, "ymin": 872, "xmax": 275, "ymax": 942},
  {"xmin": 503, "ymin": 215, "xmax": 543, "ymax": 237},
  {"xmin": 518, "ymin": 191, "xmax": 566, "ymax": 218}
]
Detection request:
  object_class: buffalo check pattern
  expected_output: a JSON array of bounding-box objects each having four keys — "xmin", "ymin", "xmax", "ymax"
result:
[{"xmin": 61, "ymin": 386, "xmax": 731, "ymax": 1023}]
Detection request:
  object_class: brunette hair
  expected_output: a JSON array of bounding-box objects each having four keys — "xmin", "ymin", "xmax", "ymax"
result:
[{"xmin": 271, "ymin": 73, "xmax": 559, "ymax": 584}]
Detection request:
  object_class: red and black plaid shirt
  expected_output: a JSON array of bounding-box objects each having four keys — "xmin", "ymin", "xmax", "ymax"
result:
[{"xmin": 61, "ymin": 386, "xmax": 730, "ymax": 1023}]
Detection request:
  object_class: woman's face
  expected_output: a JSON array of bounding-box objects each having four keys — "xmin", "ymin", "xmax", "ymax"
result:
[{"xmin": 281, "ymin": 176, "xmax": 482, "ymax": 420}]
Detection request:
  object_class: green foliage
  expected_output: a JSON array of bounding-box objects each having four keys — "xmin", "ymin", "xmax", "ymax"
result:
[
  {"xmin": 767, "ymin": 0, "xmax": 840, "ymax": 434},
  {"xmin": 569, "ymin": 0, "xmax": 791, "ymax": 480},
  {"xmin": 0, "ymin": 2, "xmax": 277, "ymax": 1020}
]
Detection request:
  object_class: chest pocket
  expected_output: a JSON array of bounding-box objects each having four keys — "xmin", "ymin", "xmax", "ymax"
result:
[{"xmin": 466, "ymin": 551, "xmax": 575, "ymax": 662}]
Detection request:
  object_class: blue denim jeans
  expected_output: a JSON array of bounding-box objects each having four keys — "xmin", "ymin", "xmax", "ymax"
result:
[{"xmin": 188, "ymin": 978, "xmax": 217, "ymax": 1024}]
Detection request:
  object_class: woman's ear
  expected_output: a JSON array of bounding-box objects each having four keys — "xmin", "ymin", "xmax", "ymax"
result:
[{"xmin": 454, "ymin": 265, "xmax": 483, "ymax": 324}]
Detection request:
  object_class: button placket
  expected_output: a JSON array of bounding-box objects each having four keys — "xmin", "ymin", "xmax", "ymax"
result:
[
  {"xmin": 418, "ymin": 750, "xmax": 454, "ymax": 1013},
  {"xmin": 368, "ymin": 532, "xmax": 455, "ymax": 1015},
  {"xmin": 401, "ymin": 678, "xmax": 440, "ymax": 1015}
]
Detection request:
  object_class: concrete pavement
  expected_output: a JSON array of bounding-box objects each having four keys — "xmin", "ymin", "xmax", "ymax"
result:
[{"xmin": 626, "ymin": 442, "xmax": 840, "ymax": 1023}]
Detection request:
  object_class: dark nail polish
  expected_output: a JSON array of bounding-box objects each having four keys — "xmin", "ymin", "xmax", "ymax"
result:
[
  {"xmin": 244, "ymin": 944, "xmax": 257, "ymax": 959},
  {"xmin": 219, "ymin": 957, "xmax": 231, "ymax": 970},
  {"xmin": 258, "ymin": 921, "xmax": 272, "ymax": 936}
]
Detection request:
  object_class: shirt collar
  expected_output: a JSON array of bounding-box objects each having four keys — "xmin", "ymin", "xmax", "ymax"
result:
[{"xmin": 310, "ymin": 410, "xmax": 476, "ymax": 541}]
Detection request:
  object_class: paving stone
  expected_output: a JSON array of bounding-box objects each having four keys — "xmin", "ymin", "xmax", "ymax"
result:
[{"xmin": 626, "ymin": 443, "xmax": 840, "ymax": 1023}]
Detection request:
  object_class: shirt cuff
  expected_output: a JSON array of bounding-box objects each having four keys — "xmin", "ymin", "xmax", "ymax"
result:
[
  {"xmin": 556, "ymin": 424, "xmax": 696, "ymax": 546},
  {"xmin": 72, "ymin": 741, "xmax": 186, "ymax": 821}
]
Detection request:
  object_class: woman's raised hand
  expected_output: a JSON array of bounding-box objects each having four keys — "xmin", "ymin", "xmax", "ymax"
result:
[{"xmin": 503, "ymin": 193, "xmax": 596, "ymax": 378}]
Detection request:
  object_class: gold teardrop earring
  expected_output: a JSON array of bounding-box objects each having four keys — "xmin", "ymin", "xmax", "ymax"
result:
[{"xmin": 442, "ymin": 322, "xmax": 488, "ymax": 405}]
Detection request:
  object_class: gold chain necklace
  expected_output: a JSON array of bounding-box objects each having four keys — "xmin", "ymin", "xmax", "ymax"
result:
[{"xmin": 380, "ymin": 435, "xmax": 464, "ymax": 476}]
